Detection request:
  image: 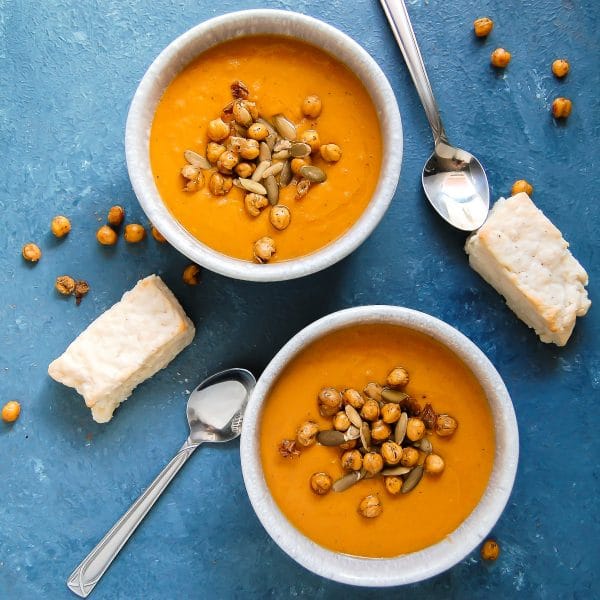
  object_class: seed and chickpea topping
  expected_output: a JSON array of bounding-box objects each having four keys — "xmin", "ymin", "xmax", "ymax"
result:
[
  {"xmin": 22, "ymin": 243, "xmax": 42, "ymax": 262},
  {"xmin": 481, "ymin": 539, "xmax": 500, "ymax": 561},
  {"xmin": 2, "ymin": 400, "xmax": 21, "ymax": 423},
  {"xmin": 551, "ymin": 59, "xmax": 569, "ymax": 78},
  {"xmin": 552, "ymin": 97, "xmax": 572, "ymax": 119},
  {"xmin": 473, "ymin": 17, "xmax": 494, "ymax": 38},
  {"xmin": 511, "ymin": 179, "xmax": 533, "ymax": 196},
  {"xmin": 490, "ymin": 48, "xmax": 511, "ymax": 68},
  {"xmin": 177, "ymin": 81, "xmax": 343, "ymax": 262},
  {"xmin": 278, "ymin": 365, "xmax": 458, "ymax": 515},
  {"xmin": 182, "ymin": 264, "xmax": 201, "ymax": 286},
  {"xmin": 51, "ymin": 215, "xmax": 71, "ymax": 238}
]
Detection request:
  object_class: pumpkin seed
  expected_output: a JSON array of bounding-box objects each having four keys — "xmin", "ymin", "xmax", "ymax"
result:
[
  {"xmin": 416, "ymin": 438, "xmax": 433, "ymax": 454},
  {"xmin": 272, "ymin": 150, "xmax": 290, "ymax": 160},
  {"xmin": 184, "ymin": 150, "xmax": 211, "ymax": 170},
  {"xmin": 259, "ymin": 142, "xmax": 272, "ymax": 162},
  {"xmin": 381, "ymin": 466, "xmax": 412, "ymax": 476},
  {"xmin": 394, "ymin": 412, "xmax": 408, "ymax": 444},
  {"xmin": 279, "ymin": 160, "xmax": 292, "ymax": 187},
  {"xmin": 290, "ymin": 142, "xmax": 312, "ymax": 158},
  {"xmin": 252, "ymin": 160, "xmax": 271, "ymax": 182},
  {"xmin": 299, "ymin": 165, "xmax": 327, "ymax": 183},
  {"xmin": 264, "ymin": 175, "xmax": 279, "ymax": 206},
  {"xmin": 382, "ymin": 389, "xmax": 409, "ymax": 404},
  {"xmin": 238, "ymin": 178, "xmax": 267, "ymax": 195},
  {"xmin": 345, "ymin": 405, "xmax": 362, "ymax": 428},
  {"xmin": 401, "ymin": 465, "xmax": 424, "ymax": 494},
  {"xmin": 360, "ymin": 422, "xmax": 371, "ymax": 450},
  {"xmin": 332, "ymin": 471, "xmax": 361, "ymax": 493},
  {"xmin": 272, "ymin": 113, "xmax": 297, "ymax": 140},
  {"xmin": 345, "ymin": 425, "xmax": 360, "ymax": 441},
  {"xmin": 317, "ymin": 430, "xmax": 346, "ymax": 446},
  {"xmin": 262, "ymin": 162, "xmax": 284, "ymax": 179},
  {"xmin": 273, "ymin": 139, "xmax": 292, "ymax": 153}
]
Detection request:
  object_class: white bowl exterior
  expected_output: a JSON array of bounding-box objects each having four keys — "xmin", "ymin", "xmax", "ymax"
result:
[
  {"xmin": 125, "ymin": 10, "xmax": 402, "ymax": 282},
  {"xmin": 240, "ymin": 306, "xmax": 519, "ymax": 587}
]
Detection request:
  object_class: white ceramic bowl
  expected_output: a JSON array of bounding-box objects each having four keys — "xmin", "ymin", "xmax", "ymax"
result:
[
  {"xmin": 241, "ymin": 306, "xmax": 519, "ymax": 586},
  {"xmin": 125, "ymin": 9, "xmax": 402, "ymax": 282}
]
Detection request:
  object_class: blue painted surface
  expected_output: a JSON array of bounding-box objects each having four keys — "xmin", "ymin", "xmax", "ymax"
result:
[{"xmin": 1, "ymin": 0, "xmax": 598, "ymax": 597}]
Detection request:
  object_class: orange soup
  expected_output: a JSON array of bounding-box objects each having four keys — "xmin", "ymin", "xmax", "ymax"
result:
[
  {"xmin": 260, "ymin": 325, "xmax": 495, "ymax": 558},
  {"xmin": 150, "ymin": 36, "xmax": 382, "ymax": 262}
]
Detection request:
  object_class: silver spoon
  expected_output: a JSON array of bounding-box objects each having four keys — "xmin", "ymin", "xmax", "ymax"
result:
[
  {"xmin": 66, "ymin": 368, "xmax": 256, "ymax": 598},
  {"xmin": 380, "ymin": 0, "xmax": 490, "ymax": 231}
]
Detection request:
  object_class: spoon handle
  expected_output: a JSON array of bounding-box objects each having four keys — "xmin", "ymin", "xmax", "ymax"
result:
[
  {"xmin": 66, "ymin": 439, "xmax": 201, "ymax": 598},
  {"xmin": 379, "ymin": 0, "xmax": 447, "ymax": 144}
]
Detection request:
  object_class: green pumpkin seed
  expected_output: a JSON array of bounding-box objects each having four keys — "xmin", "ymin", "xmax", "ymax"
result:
[
  {"xmin": 279, "ymin": 160, "xmax": 292, "ymax": 188},
  {"xmin": 381, "ymin": 466, "xmax": 412, "ymax": 476},
  {"xmin": 272, "ymin": 113, "xmax": 297, "ymax": 140},
  {"xmin": 299, "ymin": 165, "xmax": 327, "ymax": 183},
  {"xmin": 345, "ymin": 425, "xmax": 360, "ymax": 441},
  {"xmin": 332, "ymin": 471, "xmax": 361, "ymax": 492},
  {"xmin": 184, "ymin": 150, "xmax": 211, "ymax": 170},
  {"xmin": 265, "ymin": 175, "xmax": 279, "ymax": 206},
  {"xmin": 238, "ymin": 178, "xmax": 267, "ymax": 195},
  {"xmin": 259, "ymin": 142, "xmax": 272, "ymax": 162},
  {"xmin": 394, "ymin": 412, "xmax": 408, "ymax": 444},
  {"xmin": 416, "ymin": 438, "xmax": 433, "ymax": 454},
  {"xmin": 317, "ymin": 430, "xmax": 346, "ymax": 446},
  {"xmin": 252, "ymin": 161, "xmax": 271, "ymax": 182},
  {"xmin": 262, "ymin": 162, "xmax": 284, "ymax": 179},
  {"xmin": 290, "ymin": 142, "xmax": 311, "ymax": 158},
  {"xmin": 345, "ymin": 405, "xmax": 362, "ymax": 428},
  {"xmin": 382, "ymin": 389, "xmax": 409, "ymax": 404},
  {"xmin": 401, "ymin": 465, "xmax": 424, "ymax": 493}
]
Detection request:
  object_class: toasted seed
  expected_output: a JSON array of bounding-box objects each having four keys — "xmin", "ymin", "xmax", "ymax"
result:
[
  {"xmin": 272, "ymin": 113, "xmax": 297, "ymax": 140},
  {"xmin": 272, "ymin": 150, "xmax": 290, "ymax": 160},
  {"xmin": 238, "ymin": 178, "xmax": 267, "ymax": 195},
  {"xmin": 266, "ymin": 132, "xmax": 278, "ymax": 150},
  {"xmin": 290, "ymin": 142, "xmax": 312, "ymax": 158},
  {"xmin": 394, "ymin": 412, "xmax": 408, "ymax": 445},
  {"xmin": 416, "ymin": 438, "xmax": 433, "ymax": 454},
  {"xmin": 345, "ymin": 405, "xmax": 363, "ymax": 428},
  {"xmin": 184, "ymin": 150, "xmax": 211, "ymax": 170},
  {"xmin": 299, "ymin": 165, "xmax": 327, "ymax": 183},
  {"xmin": 345, "ymin": 425, "xmax": 360, "ymax": 441},
  {"xmin": 317, "ymin": 430, "xmax": 347, "ymax": 446},
  {"xmin": 265, "ymin": 175, "xmax": 279, "ymax": 205},
  {"xmin": 252, "ymin": 160, "xmax": 271, "ymax": 181},
  {"xmin": 273, "ymin": 139, "xmax": 292, "ymax": 153},
  {"xmin": 262, "ymin": 162, "xmax": 284, "ymax": 179},
  {"xmin": 381, "ymin": 466, "xmax": 412, "ymax": 476},
  {"xmin": 259, "ymin": 142, "xmax": 272, "ymax": 162},
  {"xmin": 296, "ymin": 178, "xmax": 311, "ymax": 199},
  {"xmin": 401, "ymin": 465, "xmax": 424, "ymax": 493},
  {"xmin": 332, "ymin": 471, "xmax": 361, "ymax": 492},
  {"xmin": 360, "ymin": 422, "xmax": 371, "ymax": 450},
  {"xmin": 233, "ymin": 100, "xmax": 253, "ymax": 127},
  {"xmin": 279, "ymin": 160, "xmax": 293, "ymax": 187},
  {"xmin": 382, "ymin": 389, "xmax": 409, "ymax": 404}
]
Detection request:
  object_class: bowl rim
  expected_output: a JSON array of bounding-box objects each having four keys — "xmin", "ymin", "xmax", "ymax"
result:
[
  {"xmin": 125, "ymin": 9, "xmax": 402, "ymax": 282},
  {"xmin": 240, "ymin": 305, "xmax": 519, "ymax": 586}
]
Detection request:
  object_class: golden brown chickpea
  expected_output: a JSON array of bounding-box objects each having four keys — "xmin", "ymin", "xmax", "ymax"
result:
[
  {"xmin": 400, "ymin": 446, "xmax": 419, "ymax": 467},
  {"xmin": 341, "ymin": 449, "xmax": 363, "ymax": 471},
  {"xmin": 209, "ymin": 172, "xmax": 233, "ymax": 196},
  {"xmin": 406, "ymin": 418, "xmax": 426, "ymax": 441},
  {"xmin": 424, "ymin": 453, "xmax": 445, "ymax": 475},
  {"xmin": 269, "ymin": 205, "xmax": 291, "ymax": 231},
  {"xmin": 55, "ymin": 275, "xmax": 75, "ymax": 295},
  {"xmin": 51, "ymin": 215, "xmax": 71, "ymax": 238},
  {"xmin": 381, "ymin": 403, "xmax": 401, "ymax": 424},
  {"xmin": 291, "ymin": 156, "xmax": 311, "ymax": 175},
  {"xmin": 319, "ymin": 143, "xmax": 342, "ymax": 163},
  {"xmin": 107, "ymin": 205, "xmax": 125, "ymax": 227},
  {"xmin": 385, "ymin": 476, "xmax": 402, "ymax": 496},
  {"xmin": 362, "ymin": 452, "xmax": 384, "ymax": 475},
  {"xmin": 206, "ymin": 142, "xmax": 226, "ymax": 164},
  {"xmin": 181, "ymin": 164, "xmax": 201, "ymax": 181},
  {"xmin": 552, "ymin": 59, "xmax": 570, "ymax": 78},
  {"xmin": 22, "ymin": 243, "xmax": 41, "ymax": 262},
  {"xmin": 310, "ymin": 472, "xmax": 332, "ymax": 495},
  {"xmin": 435, "ymin": 414, "xmax": 458, "ymax": 437},
  {"xmin": 232, "ymin": 99, "xmax": 254, "ymax": 127},
  {"xmin": 358, "ymin": 494, "xmax": 382, "ymax": 518},
  {"xmin": 317, "ymin": 387, "xmax": 343, "ymax": 417},
  {"xmin": 124, "ymin": 223, "xmax": 146, "ymax": 243},
  {"xmin": 491, "ymin": 48, "xmax": 511, "ymax": 68},
  {"xmin": 235, "ymin": 162, "xmax": 256, "ymax": 178},
  {"xmin": 360, "ymin": 398, "xmax": 380, "ymax": 422},
  {"xmin": 386, "ymin": 366, "xmax": 410, "ymax": 389},
  {"xmin": 182, "ymin": 264, "xmax": 201, "ymax": 286},
  {"xmin": 96, "ymin": 225, "xmax": 118, "ymax": 246},
  {"xmin": 511, "ymin": 179, "xmax": 533, "ymax": 196},
  {"xmin": 244, "ymin": 193, "xmax": 269, "ymax": 217},
  {"xmin": 473, "ymin": 17, "xmax": 494, "ymax": 37},
  {"xmin": 381, "ymin": 441, "xmax": 403, "ymax": 465},
  {"xmin": 296, "ymin": 420, "xmax": 319, "ymax": 447},
  {"xmin": 217, "ymin": 150, "xmax": 239, "ymax": 173},
  {"xmin": 300, "ymin": 129, "xmax": 321, "ymax": 153},
  {"xmin": 246, "ymin": 122, "xmax": 269, "ymax": 141},
  {"xmin": 481, "ymin": 539, "xmax": 500, "ymax": 561},
  {"xmin": 207, "ymin": 118, "xmax": 230, "ymax": 142},
  {"xmin": 333, "ymin": 411, "xmax": 351, "ymax": 432},
  {"xmin": 363, "ymin": 382, "xmax": 383, "ymax": 402},
  {"xmin": 2, "ymin": 400, "xmax": 20, "ymax": 423},
  {"xmin": 302, "ymin": 95, "xmax": 322, "ymax": 118},
  {"xmin": 342, "ymin": 388, "xmax": 364, "ymax": 410},
  {"xmin": 253, "ymin": 236, "xmax": 276, "ymax": 263},
  {"xmin": 240, "ymin": 139, "xmax": 260, "ymax": 160},
  {"xmin": 552, "ymin": 97, "xmax": 572, "ymax": 119},
  {"xmin": 371, "ymin": 420, "xmax": 392, "ymax": 443},
  {"xmin": 151, "ymin": 226, "xmax": 167, "ymax": 243}
]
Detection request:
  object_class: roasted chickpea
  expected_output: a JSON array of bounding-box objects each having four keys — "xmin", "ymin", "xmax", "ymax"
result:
[
  {"xmin": 424, "ymin": 453, "xmax": 445, "ymax": 475},
  {"xmin": 291, "ymin": 156, "xmax": 311, "ymax": 175},
  {"xmin": 296, "ymin": 420, "xmax": 319, "ymax": 447},
  {"xmin": 481, "ymin": 539, "xmax": 500, "ymax": 561},
  {"xmin": 55, "ymin": 275, "xmax": 75, "ymax": 295},
  {"xmin": 552, "ymin": 97, "xmax": 572, "ymax": 119},
  {"xmin": 358, "ymin": 494, "xmax": 382, "ymax": 518},
  {"xmin": 123, "ymin": 223, "xmax": 146, "ymax": 243},
  {"xmin": 363, "ymin": 382, "xmax": 383, "ymax": 402},
  {"xmin": 300, "ymin": 129, "xmax": 321, "ymax": 153},
  {"xmin": 240, "ymin": 139, "xmax": 260, "ymax": 160},
  {"xmin": 371, "ymin": 420, "xmax": 392, "ymax": 443},
  {"xmin": 400, "ymin": 446, "xmax": 419, "ymax": 467},
  {"xmin": 182, "ymin": 264, "xmax": 201, "ymax": 286},
  {"xmin": 491, "ymin": 48, "xmax": 511, "ymax": 68},
  {"xmin": 381, "ymin": 441, "xmax": 403, "ymax": 465},
  {"xmin": 511, "ymin": 179, "xmax": 533, "ymax": 196},
  {"xmin": 360, "ymin": 398, "xmax": 380, "ymax": 422},
  {"xmin": 473, "ymin": 17, "xmax": 494, "ymax": 37},
  {"xmin": 319, "ymin": 143, "xmax": 342, "ymax": 163},
  {"xmin": 217, "ymin": 150, "xmax": 239, "ymax": 173},
  {"xmin": 235, "ymin": 162, "xmax": 256, "ymax": 178},
  {"xmin": 253, "ymin": 236, "xmax": 276, "ymax": 263},
  {"xmin": 269, "ymin": 205, "xmax": 291, "ymax": 231},
  {"xmin": 246, "ymin": 122, "xmax": 269, "ymax": 141},
  {"xmin": 381, "ymin": 403, "xmax": 401, "ymax": 424},
  {"xmin": 302, "ymin": 95, "xmax": 322, "ymax": 118},
  {"xmin": 333, "ymin": 411, "xmax": 351, "ymax": 432},
  {"xmin": 244, "ymin": 193, "xmax": 269, "ymax": 217},
  {"xmin": 151, "ymin": 226, "xmax": 167, "ymax": 243},
  {"xmin": 552, "ymin": 59, "xmax": 569, "ymax": 78},
  {"xmin": 207, "ymin": 118, "xmax": 230, "ymax": 142},
  {"xmin": 232, "ymin": 99, "xmax": 254, "ymax": 127},
  {"xmin": 51, "ymin": 215, "xmax": 71, "ymax": 238},
  {"xmin": 22, "ymin": 243, "xmax": 41, "ymax": 262},
  {"xmin": 362, "ymin": 452, "xmax": 384, "ymax": 475},
  {"xmin": 435, "ymin": 414, "xmax": 458, "ymax": 437},
  {"xmin": 341, "ymin": 449, "xmax": 363, "ymax": 471},
  {"xmin": 2, "ymin": 400, "xmax": 20, "ymax": 423},
  {"xmin": 96, "ymin": 225, "xmax": 118, "ymax": 246},
  {"xmin": 406, "ymin": 418, "xmax": 425, "ymax": 441},
  {"xmin": 107, "ymin": 205, "xmax": 125, "ymax": 227},
  {"xmin": 74, "ymin": 280, "xmax": 90, "ymax": 305},
  {"xmin": 317, "ymin": 387, "xmax": 343, "ymax": 417},
  {"xmin": 385, "ymin": 476, "xmax": 402, "ymax": 496},
  {"xmin": 206, "ymin": 142, "xmax": 226, "ymax": 164},
  {"xmin": 342, "ymin": 388, "xmax": 364, "ymax": 410},
  {"xmin": 310, "ymin": 472, "xmax": 332, "ymax": 495},
  {"xmin": 209, "ymin": 172, "xmax": 233, "ymax": 196},
  {"xmin": 387, "ymin": 367, "xmax": 409, "ymax": 389},
  {"xmin": 181, "ymin": 164, "xmax": 201, "ymax": 181}
]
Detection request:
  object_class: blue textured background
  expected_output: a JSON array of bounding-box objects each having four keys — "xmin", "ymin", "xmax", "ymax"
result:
[{"xmin": 1, "ymin": 0, "xmax": 598, "ymax": 598}]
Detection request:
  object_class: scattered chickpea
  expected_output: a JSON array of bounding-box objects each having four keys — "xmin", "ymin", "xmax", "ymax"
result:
[
  {"xmin": 240, "ymin": 138, "xmax": 260, "ymax": 160},
  {"xmin": 551, "ymin": 59, "xmax": 569, "ymax": 78},
  {"xmin": 371, "ymin": 420, "xmax": 392, "ymax": 443},
  {"xmin": 22, "ymin": 243, "xmax": 41, "ymax": 262},
  {"xmin": 107, "ymin": 205, "xmax": 125, "ymax": 227},
  {"xmin": 341, "ymin": 449, "xmax": 363, "ymax": 471},
  {"xmin": 123, "ymin": 223, "xmax": 146, "ymax": 243},
  {"xmin": 182, "ymin": 264, "xmax": 201, "ymax": 286},
  {"xmin": 385, "ymin": 476, "xmax": 402, "ymax": 496},
  {"xmin": 2, "ymin": 400, "xmax": 20, "ymax": 423},
  {"xmin": 209, "ymin": 172, "xmax": 233, "ymax": 196},
  {"xmin": 435, "ymin": 414, "xmax": 458, "ymax": 437},
  {"xmin": 381, "ymin": 441, "xmax": 403, "ymax": 465},
  {"xmin": 51, "ymin": 215, "xmax": 71, "ymax": 238},
  {"xmin": 291, "ymin": 157, "xmax": 311, "ymax": 176},
  {"xmin": 400, "ymin": 446, "xmax": 420, "ymax": 467},
  {"xmin": 358, "ymin": 494, "xmax": 382, "ymax": 518},
  {"xmin": 296, "ymin": 420, "xmax": 319, "ymax": 447},
  {"xmin": 217, "ymin": 150, "xmax": 239, "ymax": 173},
  {"xmin": 481, "ymin": 539, "xmax": 500, "ymax": 561},
  {"xmin": 424, "ymin": 453, "xmax": 445, "ymax": 475},
  {"xmin": 490, "ymin": 48, "xmax": 511, "ymax": 68},
  {"xmin": 363, "ymin": 382, "xmax": 383, "ymax": 402},
  {"xmin": 381, "ymin": 403, "xmax": 401, "ymax": 424},
  {"xmin": 207, "ymin": 118, "xmax": 230, "ymax": 142},
  {"xmin": 244, "ymin": 193, "xmax": 269, "ymax": 217},
  {"xmin": 96, "ymin": 225, "xmax": 118, "ymax": 246},
  {"xmin": 342, "ymin": 388, "xmax": 364, "ymax": 410},
  {"xmin": 473, "ymin": 17, "xmax": 494, "ymax": 38},
  {"xmin": 406, "ymin": 418, "xmax": 426, "ymax": 441},
  {"xmin": 386, "ymin": 366, "xmax": 410, "ymax": 389},
  {"xmin": 246, "ymin": 122, "xmax": 269, "ymax": 141},
  {"xmin": 511, "ymin": 179, "xmax": 533, "ymax": 196},
  {"xmin": 151, "ymin": 226, "xmax": 167, "ymax": 243},
  {"xmin": 302, "ymin": 95, "xmax": 322, "ymax": 118},
  {"xmin": 206, "ymin": 142, "xmax": 226, "ymax": 164},
  {"xmin": 552, "ymin": 97, "xmax": 572, "ymax": 119},
  {"xmin": 362, "ymin": 452, "xmax": 384, "ymax": 475},
  {"xmin": 181, "ymin": 164, "xmax": 200, "ymax": 181},
  {"xmin": 319, "ymin": 143, "xmax": 342, "ymax": 163},
  {"xmin": 300, "ymin": 130, "xmax": 321, "ymax": 153},
  {"xmin": 333, "ymin": 411, "xmax": 351, "ymax": 432},
  {"xmin": 55, "ymin": 275, "xmax": 76, "ymax": 295},
  {"xmin": 360, "ymin": 398, "xmax": 380, "ymax": 422},
  {"xmin": 318, "ymin": 387, "xmax": 343, "ymax": 417},
  {"xmin": 253, "ymin": 236, "xmax": 276, "ymax": 263},
  {"xmin": 269, "ymin": 205, "xmax": 291, "ymax": 231},
  {"xmin": 235, "ymin": 162, "xmax": 255, "ymax": 178},
  {"xmin": 74, "ymin": 280, "xmax": 90, "ymax": 305},
  {"xmin": 310, "ymin": 472, "xmax": 332, "ymax": 496}
]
